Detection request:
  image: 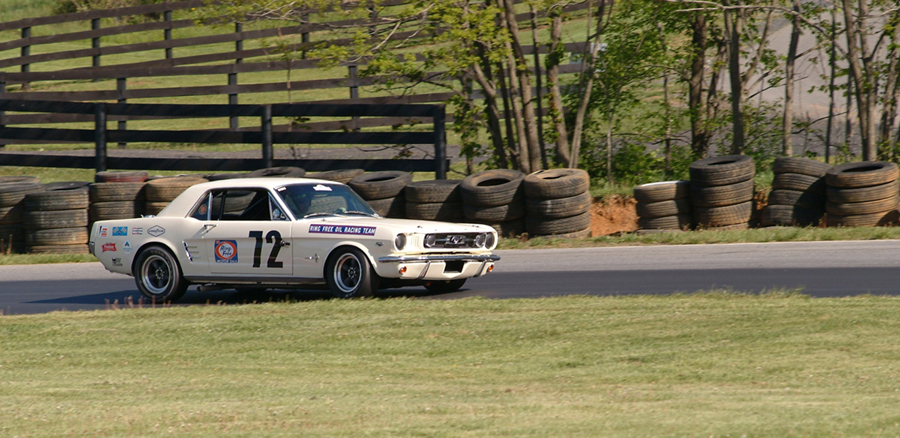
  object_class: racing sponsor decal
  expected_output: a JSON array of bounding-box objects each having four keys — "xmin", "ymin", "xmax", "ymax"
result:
[
  {"xmin": 112, "ymin": 226, "xmax": 127, "ymax": 236},
  {"xmin": 308, "ymin": 224, "xmax": 376, "ymax": 236},
  {"xmin": 99, "ymin": 226, "xmax": 108, "ymax": 237},
  {"xmin": 132, "ymin": 227, "xmax": 143, "ymax": 235},
  {"xmin": 112, "ymin": 257, "xmax": 122, "ymax": 267},
  {"xmin": 122, "ymin": 241, "xmax": 133, "ymax": 255},
  {"xmin": 214, "ymin": 240, "xmax": 238, "ymax": 263},
  {"xmin": 102, "ymin": 243, "xmax": 117, "ymax": 252},
  {"xmin": 148, "ymin": 225, "xmax": 165, "ymax": 237}
]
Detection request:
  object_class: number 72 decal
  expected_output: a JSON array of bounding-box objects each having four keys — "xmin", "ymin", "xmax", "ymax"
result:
[{"xmin": 249, "ymin": 230, "xmax": 284, "ymax": 268}]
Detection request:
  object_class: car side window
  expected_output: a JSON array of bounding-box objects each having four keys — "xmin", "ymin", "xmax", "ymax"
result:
[{"xmin": 190, "ymin": 192, "xmax": 212, "ymax": 220}]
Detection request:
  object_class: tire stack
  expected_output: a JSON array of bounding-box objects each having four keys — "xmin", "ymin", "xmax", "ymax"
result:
[
  {"xmin": 460, "ymin": 169, "xmax": 525, "ymax": 237},
  {"xmin": 24, "ymin": 183, "xmax": 91, "ymax": 254},
  {"xmin": 0, "ymin": 176, "xmax": 44, "ymax": 254},
  {"xmin": 404, "ymin": 179, "xmax": 465, "ymax": 222},
  {"xmin": 825, "ymin": 161, "xmax": 900, "ymax": 227},
  {"xmin": 348, "ymin": 171, "xmax": 412, "ymax": 218},
  {"xmin": 90, "ymin": 171, "xmax": 149, "ymax": 223},
  {"xmin": 689, "ymin": 155, "xmax": 756, "ymax": 230},
  {"xmin": 246, "ymin": 166, "xmax": 306, "ymax": 178},
  {"xmin": 307, "ymin": 169, "xmax": 365, "ymax": 184},
  {"xmin": 633, "ymin": 180, "xmax": 692, "ymax": 233},
  {"xmin": 523, "ymin": 169, "xmax": 592, "ymax": 238},
  {"xmin": 144, "ymin": 176, "xmax": 209, "ymax": 216},
  {"xmin": 761, "ymin": 157, "xmax": 831, "ymax": 227}
]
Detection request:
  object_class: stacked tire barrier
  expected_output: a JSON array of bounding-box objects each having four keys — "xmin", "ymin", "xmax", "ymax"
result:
[
  {"xmin": 91, "ymin": 171, "xmax": 149, "ymax": 223},
  {"xmin": 24, "ymin": 183, "xmax": 91, "ymax": 254},
  {"xmin": 307, "ymin": 169, "xmax": 364, "ymax": 184},
  {"xmin": 761, "ymin": 157, "xmax": 831, "ymax": 227},
  {"xmin": 0, "ymin": 176, "xmax": 44, "ymax": 253},
  {"xmin": 404, "ymin": 179, "xmax": 465, "ymax": 222},
  {"xmin": 460, "ymin": 169, "xmax": 525, "ymax": 237},
  {"xmin": 348, "ymin": 171, "xmax": 412, "ymax": 218},
  {"xmin": 523, "ymin": 169, "xmax": 592, "ymax": 238},
  {"xmin": 689, "ymin": 155, "xmax": 756, "ymax": 230},
  {"xmin": 144, "ymin": 176, "xmax": 209, "ymax": 215},
  {"xmin": 246, "ymin": 166, "xmax": 306, "ymax": 178},
  {"xmin": 634, "ymin": 180, "xmax": 692, "ymax": 233},
  {"xmin": 825, "ymin": 161, "xmax": 900, "ymax": 227}
]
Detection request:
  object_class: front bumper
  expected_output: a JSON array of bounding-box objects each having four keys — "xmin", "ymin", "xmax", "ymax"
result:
[
  {"xmin": 378, "ymin": 254, "xmax": 500, "ymax": 263},
  {"xmin": 375, "ymin": 253, "xmax": 500, "ymax": 280}
]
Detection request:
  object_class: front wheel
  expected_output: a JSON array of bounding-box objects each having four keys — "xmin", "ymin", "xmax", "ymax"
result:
[
  {"xmin": 424, "ymin": 279, "xmax": 466, "ymax": 294},
  {"xmin": 325, "ymin": 247, "xmax": 378, "ymax": 299},
  {"xmin": 133, "ymin": 246, "xmax": 188, "ymax": 303}
]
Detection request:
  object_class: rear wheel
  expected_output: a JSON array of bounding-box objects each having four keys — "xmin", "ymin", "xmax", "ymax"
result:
[
  {"xmin": 133, "ymin": 246, "xmax": 188, "ymax": 303},
  {"xmin": 424, "ymin": 279, "xmax": 466, "ymax": 294},
  {"xmin": 325, "ymin": 248, "xmax": 378, "ymax": 298}
]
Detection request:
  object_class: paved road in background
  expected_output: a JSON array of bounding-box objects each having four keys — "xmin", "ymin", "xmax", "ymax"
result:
[{"xmin": 2, "ymin": 240, "xmax": 899, "ymax": 315}]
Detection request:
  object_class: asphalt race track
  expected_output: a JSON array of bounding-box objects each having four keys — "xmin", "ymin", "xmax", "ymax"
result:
[{"xmin": 2, "ymin": 240, "xmax": 900, "ymax": 315}]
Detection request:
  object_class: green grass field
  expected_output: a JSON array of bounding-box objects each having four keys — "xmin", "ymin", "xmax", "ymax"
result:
[{"xmin": 3, "ymin": 293, "xmax": 900, "ymax": 437}]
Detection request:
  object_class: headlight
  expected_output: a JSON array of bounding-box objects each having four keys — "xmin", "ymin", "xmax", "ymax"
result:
[
  {"xmin": 424, "ymin": 234, "xmax": 436, "ymax": 248},
  {"xmin": 485, "ymin": 233, "xmax": 496, "ymax": 249},
  {"xmin": 475, "ymin": 233, "xmax": 486, "ymax": 247},
  {"xmin": 394, "ymin": 234, "xmax": 407, "ymax": 250}
]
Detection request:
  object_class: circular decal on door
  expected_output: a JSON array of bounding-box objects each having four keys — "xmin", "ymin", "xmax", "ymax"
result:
[{"xmin": 214, "ymin": 240, "xmax": 238, "ymax": 263}]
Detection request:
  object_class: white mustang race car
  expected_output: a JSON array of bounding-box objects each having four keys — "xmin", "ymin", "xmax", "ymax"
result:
[{"xmin": 89, "ymin": 178, "xmax": 500, "ymax": 302}]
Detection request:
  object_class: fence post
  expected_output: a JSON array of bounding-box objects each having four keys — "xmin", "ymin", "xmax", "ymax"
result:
[
  {"xmin": 261, "ymin": 105, "xmax": 273, "ymax": 168},
  {"xmin": 349, "ymin": 65, "xmax": 360, "ymax": 131},
  {"xmin": 117, "ymin": 77, "xmax": 127, "ymax": 149},
  {"xmin": 301, "ymin": 14, "xmax": 309, "ymax": 59},
  {"xmin": 95, "ymin": 103, "xmax": 108, "ymax": 172},
  {"xmin": 231, "ymin": 23, "xmax": 242, "ymax": 130},
  {"xmin": 433, "ymin": 105, "xmax": 447, "ymax": 179},
  {"xmin": 164, "ymin": 10, "xmax": 173, "ymax": 59},
  {"xmin": 92, "ymin": 19, "xmax": 100, "ymax": 82},
  {"xmin": 0, "ymin": 81, "xmax": 5, "ymax": 149},
  {"xmin": 235, "ymin": 22, "xmax": 243, "ymax": 63},
  {"xmin": 21, "ymin": 27, "xmax": 29, "ymax": 90}
]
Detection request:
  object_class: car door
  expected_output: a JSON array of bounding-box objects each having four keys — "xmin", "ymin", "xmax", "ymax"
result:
[{"xmin": 197, "ymin": 188, "xmax": 293, "ymax": 277}]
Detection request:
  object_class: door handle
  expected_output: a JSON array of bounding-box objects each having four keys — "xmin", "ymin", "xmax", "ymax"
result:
[
  {"xmin": 202, "ymin": 224, "xmax": 216, "ymax": 232},
  {"xmin": 279, "ymin": 241, "xmax": 291, "ymax": 247}
]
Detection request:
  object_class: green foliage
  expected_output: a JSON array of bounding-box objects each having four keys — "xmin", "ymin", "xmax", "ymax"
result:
[{"xmin": 579, "ymin": 137, "xmax": 692, "ymax": 187}]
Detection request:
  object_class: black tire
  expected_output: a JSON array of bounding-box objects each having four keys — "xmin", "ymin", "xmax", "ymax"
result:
[
  {"xmin": 772, "ymin": 157, "xmax": 832, "ymax": 177},
  {"xmin": 483, "ymin": 219, "xmax": 525, "ymax": 238},
  {"xmin": 25, "ymin": 227, "xmax": 88, "ymax": 246},
  {"xmin": 635, "ymin": 198, "xmax": 691, "ymax": 219},
  {"xmin": 0, "ymin": 176, "xmax": 39, "ymax": 184},
  {"xmin": 95, "ymin": 171, "xmax": 148, "ymax": 183},
  {"xmin": 526, "ymin": 192, "xmax": 593, "ymax": 219},
  {"xmin": 690, "ymin": 179, "xmax": 754, "ymax": 208},
  {"xmin": 144, "ymin": 202, "xmax": 169, "ymax": 216},
  {"xmin": 405, "ymin": 201, "xmax": 465, "ymax": 221},
  {"xmin": 404, "ymin": 179, "xmax": 462, "ymax": 203},
  {"xmin": 826, "ymin": 195, "xmax": 899, "ymax": 216},
  {"xmin": 246, "ymin": 166, "xmax": 306, "ymax": 178},
  {"xmin": 760, "ymin": 205, "xmax": 823, "ymax": 227},
  {"xmin": 693, "ymin": 201, "xmax": 753, "ymax": 227},
  {"xmin": 325, "ymin": 247, "xmax": 378, "ymax": 299},
  {"xmin": 771, "ymin": 173, "xmax": 826, "ymax": 195},
  {"xmin": 90, "ymin": 201, "xmax": 141, "ymax": 221},
  {"xmin": 24, "ymin": 209, "xmax": 89, "ymax": 230},
  {"xmin": 367, "ymin": 195, "xmax": 405, "ymax": 218},
  {"xmin": 635, "ymin": 228, "xmax": 685, "ymax": 235},
  {"xmin": 205, "ymin": 172, "xmax": 250, "ymax": 181},
  {"xmin": 689, "ymin": 155, "xmax": 755, "ymax": 186},
  {"xmin": 44, "ymin": 181, "xmax": 91, "ymax": 191},
  {"xmin": 827, "ymin": 210, "xmax": 899, "ymax": 227},
  {"xmin": 0, "ymin": 205, "xmax": 23, "ymax": 225},
  {"xmin": 464, "ymin": 200, "xmax": 525, "ymax": 222},
  {"xmin": 424, "ymin": 279, "xmax": 466, "ymax": 294},
  {"xmin": 701, "ymin": 222, "xmax": 751, "ymax": 231},
  {"xmin": 90, "ymin": 182, "xmax": 146, "ymax": 202},
  {"xmin": 348, "ymin": 171, "xmax": 413, "ymax": 200},
  {"xmin": 0, "ymin": 183, "xmax": 45, "ymax": 208},
  {"xmin": 523, "ymin": 168, "xmax": 590, "ymax": 199},
  {"xmin": 27, "ymin": 244, "xmax": 91, "ymax": 254},
  {"xmin": 633, "ymin": 180, "xmax": 690, "ymax": 203},
  {"xmin": 638, "ymin": 214, "xmax": 692, "ymax": 230},
  {"xmin": 460, "ymin": 169, "xmax": 525, "ymax": 207},
  {"xmin": 766, "ymin": 189, "xmax": 826, "ymax": 210},
  {"xmin": 24, "ymin": 190, "xmax": 89, "ymax": 211},
  {"xmin": 525, "ymin": 211, "xmax": 591, "ymax": 236},
  {"xmin": 144, "ymin": 177, "xmax": 207, "ymax": 202},
  {"xmin": 306, "ymin": 169, "xmax": 365, "ymax": 184},
  {"xmin": 133, "ymin": 245, "xmax": 189, "ymax": 303},
  {"xmin": 825, "ymin": 161, "xmax": 899, "ymax": 188},
  {"xmin": 826, "ymin": 181, "xmax": 898, "ymax": 203}
]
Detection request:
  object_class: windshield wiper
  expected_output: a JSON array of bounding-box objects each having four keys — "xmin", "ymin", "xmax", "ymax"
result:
[
  {"xmin": 343, "ymin": 210, "xmax": 378, "ymax": 217},
  {"xmin": 302, "ymin": 212, "xmax": 336, "ymax": 219}
]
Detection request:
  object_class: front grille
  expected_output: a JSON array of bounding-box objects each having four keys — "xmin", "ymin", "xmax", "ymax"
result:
[{"xmin": 425, "ymin": 233, "xmax": 482, "ymax": 249}]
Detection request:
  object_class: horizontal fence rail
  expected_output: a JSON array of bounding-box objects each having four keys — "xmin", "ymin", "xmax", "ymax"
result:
[{"xmin": 0, "ymin": 99, "xmax": 449, "ymax": 178}]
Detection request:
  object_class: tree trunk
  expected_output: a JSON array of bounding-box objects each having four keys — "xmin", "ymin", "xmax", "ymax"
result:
[
  {"xmin": 502, "ymin": 0, "xmax": 541, "ymax": 172},
  {"xmin": 688, "ymin": 12, "xmax": 709, "ymax": 159},
  {"xmin": 783, "ymin": 0, "xmax": 801, "ymax": 157},
  {"xmin": 568, "ymin": 0, "xmax": 607, "ymax": 167},
  {"xmin": 723, "ymin": 0, "xmax": 745, "ymax": 155},
  {"xmin": 496, "ymin": 0, "xmax": 531, "ymax": 172},
  {"xmin": 879, "ymin": 12, "xmax": 900, "ymax": 158},
  {"xmin": 546, "ymin": 8, "xmax": 571, "ymax": 167},
  {"xmin": 474, "ymin": 44, "xmax": 509, "ymax": 169},
  {"xmin": 842, "ymin": 0, "xmax": 876, "ymax": 160}
]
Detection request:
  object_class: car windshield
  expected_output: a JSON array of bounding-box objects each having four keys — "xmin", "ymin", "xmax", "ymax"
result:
[{"xmin": 276, "ymin": 183, "xmax": 377, "ymax": 219}]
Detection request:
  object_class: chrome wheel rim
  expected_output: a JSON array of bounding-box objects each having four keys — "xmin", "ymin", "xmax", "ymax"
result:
[
  {"xmin": 141, "ymin": 254, "xmax": 171, "ymax": 295},
  {"xmin": 334, "ymin": 253, "xmax": 362, "ymax": 294}
]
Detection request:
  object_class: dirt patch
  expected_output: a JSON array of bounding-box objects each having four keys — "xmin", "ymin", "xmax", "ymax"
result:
[{"xmin": 590, "ymin": 195, "xmax": 638, "ymax": 236}]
